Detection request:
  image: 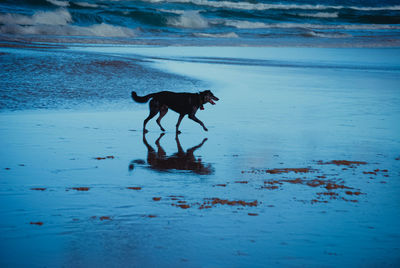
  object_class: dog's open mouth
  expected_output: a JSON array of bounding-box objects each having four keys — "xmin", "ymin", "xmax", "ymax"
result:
[{"xmin": 209, "ymin": 96, "xmax": 219, "ymax": 105}]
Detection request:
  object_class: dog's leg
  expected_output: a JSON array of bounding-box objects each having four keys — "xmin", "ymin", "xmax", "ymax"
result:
[
  {"xmin": 176, "ymin": 114, "xmax": 185, "ymax": 134},
  {"xmin": 188, "ymin": 114, "xmax": 208, "ymax": 131},
  {"xmin": 156, "ymin": 106, "xmax": 168, "ymax": 132},
  {"xmin": 143, "ymin": 100, "xmax": 159, "ymax": 133}
]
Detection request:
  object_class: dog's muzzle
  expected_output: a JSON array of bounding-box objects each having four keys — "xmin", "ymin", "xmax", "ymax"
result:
[{"xmin": 210, "ymin": 96, "xmax": 219, "ymax": 105}]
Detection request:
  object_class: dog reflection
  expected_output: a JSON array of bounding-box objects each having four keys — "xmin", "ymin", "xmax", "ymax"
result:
[{"xmin": 130, "ymin": 133, "xmax": 213, "ymax": 175}]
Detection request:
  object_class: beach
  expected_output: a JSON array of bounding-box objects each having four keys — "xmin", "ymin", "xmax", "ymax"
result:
[
  {"xmin": 1, "ymin": 0, "xmax": 400, "ymax": 266},
  {"xmin": 1, "ymin": 44, "xmax": 400, "ymax": 267}
]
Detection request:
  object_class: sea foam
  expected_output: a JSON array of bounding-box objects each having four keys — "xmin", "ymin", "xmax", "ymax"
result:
[
  {"xmin": 0, "ymin": 9, "xmax": 135, "ymax": 37},
  {"xmin": 167, "ymin": 10, "xmax": 208, "ymax": 28},
  {"xmin": 46, "ymin": 0, "xmax": 70, "ymax": 7}
]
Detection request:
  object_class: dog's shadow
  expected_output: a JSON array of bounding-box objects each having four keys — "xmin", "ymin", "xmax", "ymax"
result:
[{"xmin": 130, "ymin": 133, "xmax": 213, "ymax": 175}]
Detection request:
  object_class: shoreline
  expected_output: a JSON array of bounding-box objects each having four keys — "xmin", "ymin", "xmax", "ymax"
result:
[{"xmin": 2, "ymin": 35, "xmax": 400, "ymax": 49}]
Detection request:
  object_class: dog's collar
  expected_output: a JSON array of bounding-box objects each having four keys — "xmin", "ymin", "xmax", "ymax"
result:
[{"xmin": 197, "ymin": 92, "xmax": 205, "ymax": 110}]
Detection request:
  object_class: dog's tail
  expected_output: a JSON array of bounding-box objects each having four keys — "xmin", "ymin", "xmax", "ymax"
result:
[{"xmin": 131, "ymin": 91, "xmax": 155, "ymax": 103}]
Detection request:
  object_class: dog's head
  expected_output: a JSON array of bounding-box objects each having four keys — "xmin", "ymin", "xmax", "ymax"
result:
[{"xmin": 201, "ymin": 90, "xmax": 219, "ymax": 106}]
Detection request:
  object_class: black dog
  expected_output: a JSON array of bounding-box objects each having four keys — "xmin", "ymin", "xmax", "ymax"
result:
[{"xmin": 131, "ymin": 90, "xmax": 219, "ymax": 133}]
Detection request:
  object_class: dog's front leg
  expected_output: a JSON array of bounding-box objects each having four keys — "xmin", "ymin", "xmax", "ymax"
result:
[
  {"xmin": 188, "ymin": 114, "xmax": 208, "ymax": 131},
  {"xmin": 176, "ymin": 114, "xmax": 185, "ymax": 134}
]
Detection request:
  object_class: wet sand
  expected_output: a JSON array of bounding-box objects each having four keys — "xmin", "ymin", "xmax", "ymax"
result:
[{"xmin": 1, "ymin": 45, "xmax": 400, "ymax": 267}]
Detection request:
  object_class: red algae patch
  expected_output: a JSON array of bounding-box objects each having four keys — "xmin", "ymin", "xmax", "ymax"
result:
[
  {"xmin": 325, "ymin": 183, "xmax": 352, "ymax": 190},
  {"xmin": 71, "ymin": 187, "xmax": 90, "ymax": 191},
  {"xmin": 208, "ymin": 198, "xmax": 258, "ymax": 207},
  {"xmin": 267, "ymin": 168, "xmax": 313, "ymax": 174},
  {"xmin": 311, "ymin": 199, "xmax": 328, "ymax": 204},
  {"xmin": 248, "ymin": 213, "xmax": 259, "ymax": 216},
  {"xmin": 174, "ymin": 204, "xmax": 190, "ymax": 209},
  {"xmin": 242, "ymin": 160, "xmax": 383, "ymax": 204},
  {"xmin": 317, "ymin": 192, "xmax": 339, "ymax": 197},
  {"xmin": 244, "ymin": 167, "xmax": 315, "ymax": 174},
  {"xmin": 235, "ymin": 181, "xmax": 248, "ymax": 184},
  {"xmin": 317, "ymin": 160, "xmax": 367, "ymax": 166},
  {"xmin": 345, "ymin": 191, "xmax": 363, "ymax": 196},
  {"xmin": 94, "ymin": 156, "xmax": 115, "ymax": 160},
  {"xmin": 144, "ymin": 215, "xmax": 157, "ymax": 218},
  {"xmin": 214, "ymin": 184, "xmax": 227, "ymax": 187},
  {"xmin": 31, "ymin": 188, "xmax": 46, "ymax": 191},
  {"xmin": 99, "ymin": 216, "xmax": 111, "ymax": 221},
  {"xmin": 127, "ymin": 187, "xmax": 142, "ymax": 190},
  {"xmin": 153, "ymin": 197, "xmax": 161, "ymax": 201},
  {"xmin": 30, "ymin": 222, "xmax": 43, "ymax": 226},
  {"xmin": 260, "ymin": 171, "xmax": 361, "ymax": 204}
]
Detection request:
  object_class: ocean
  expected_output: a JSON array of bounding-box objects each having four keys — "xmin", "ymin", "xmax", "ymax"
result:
[{"xmin": 1, "ymin": 0, "xmax": 400, "ymax": 46}]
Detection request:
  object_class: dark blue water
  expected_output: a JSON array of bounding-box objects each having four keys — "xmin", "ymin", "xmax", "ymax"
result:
[{"xmin": 1, "ymin": 0, "xmax": 400, "ymax": 46}]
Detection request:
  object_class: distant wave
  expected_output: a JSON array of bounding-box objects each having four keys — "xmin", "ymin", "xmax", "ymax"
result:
[
  {"xmin": 46, "ymin": 0, "xmax": 69, "ymax": 7},
  {"xmin": 74, "ymin": 2, "xmax": 100, "ymax": 8},
  {"xmin": 0, "ymin": 9, "xmax": 135, "ymax": 37},
  {"xmin": 167, "ymin": 10, "xmax": 208, "ymax": 28},
  {"xmin": 296, "ymin": 12, "xmax": 339, "ymax": 19},
  {"xmin": 0, "ymin": 9, "xmax": 72, "ymax": 26},
  {"xmin": 225, "ymin": 20, "xmax": 400, "ymax": 30},
  {"xmin": 142, "ymin": 0, "xmax": 400, "ymax": 11},
  {"xmin": 193, "ymin": 32, "xmax": 238, "ymax": 38},
  {"xmin": 303, "ymin": 30, "xmax": 351, "ymax": 38}
]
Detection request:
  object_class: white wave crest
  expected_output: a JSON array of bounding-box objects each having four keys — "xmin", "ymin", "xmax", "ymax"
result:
[
  {"xmin": 194, "ymin": 32, "xmax": 238, "ymax": 38},
  {"xmin": 84, "ymin": 23, "xmax": 135, "ymax": 37},
  {"xmin": 167, "ymin": 10, "xmax": 208, "ymax": 28},
  {"xmin": 0, "ymin": 23, "xmax": 135, "ymax": 37},
  {"xmin": 304, "ymin": 31, "xmax": 351, "ymax": 38},
  {"xmin": 158, "ymin": 9, "xmax": 185, "ymax": 15},
  {"xmin": 46, "ymin": 0, "xmax": 70, "ymax": 7},
  {"xmin": 74, "ymin": 2, "xmax": 99, "ymax": 8},
  {"xmin": 297, "ymin": 12, "xmax": 339, "ymax": 18},
  {"xmin": 0, "ymin": 9, "xmax": 72, "ymax": 26},
  {"xmin": 225, "ymin": 20, "xmax": 400, "ymax": 30},
  {"xmin": 143, "ymin": 0, "xmax": 400, "ymax": 11},
  {"xmin": 0, "ymin": 9, "xmax": 135, "ymax": 37}
]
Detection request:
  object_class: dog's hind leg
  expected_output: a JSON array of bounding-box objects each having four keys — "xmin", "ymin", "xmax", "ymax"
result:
[
  {"xmin": 143, "ymin": 99, "xmax": 159, "ymax": 133},
  {"xmin": 175, "ymin": 114, "xmax": 185, "ymax": 134},
  {"xmin": 188, "ymin": 114, "xmax": 208, "ymax": 131},
  {"xmin": 156, "ymin": 105, "xmax": 168, "ymax": 132}
]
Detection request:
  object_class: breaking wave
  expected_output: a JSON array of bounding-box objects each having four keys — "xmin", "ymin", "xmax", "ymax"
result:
[
  {"xmin": 193, "ymin": 32, "xmax": 238, "ymax": 38},
  {"xmin": 0, "ymin": 9, "xmax": 135, "ymax": 37},
  {"xmin": 46, "ymin": 0, "xmax": 70, "ymax": 7},
  {"xmin": 296, "ymin": 12, "xmax": 339, "ymax": 18},
  {"xmin": 167, "ymin": 11, "xmax": 208, "ymax": 28}
]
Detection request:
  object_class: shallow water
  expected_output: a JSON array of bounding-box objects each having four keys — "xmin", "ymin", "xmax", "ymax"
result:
[{"xmin": 1, "ymin": 45, "xmax": 400, "ymax": 267}]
